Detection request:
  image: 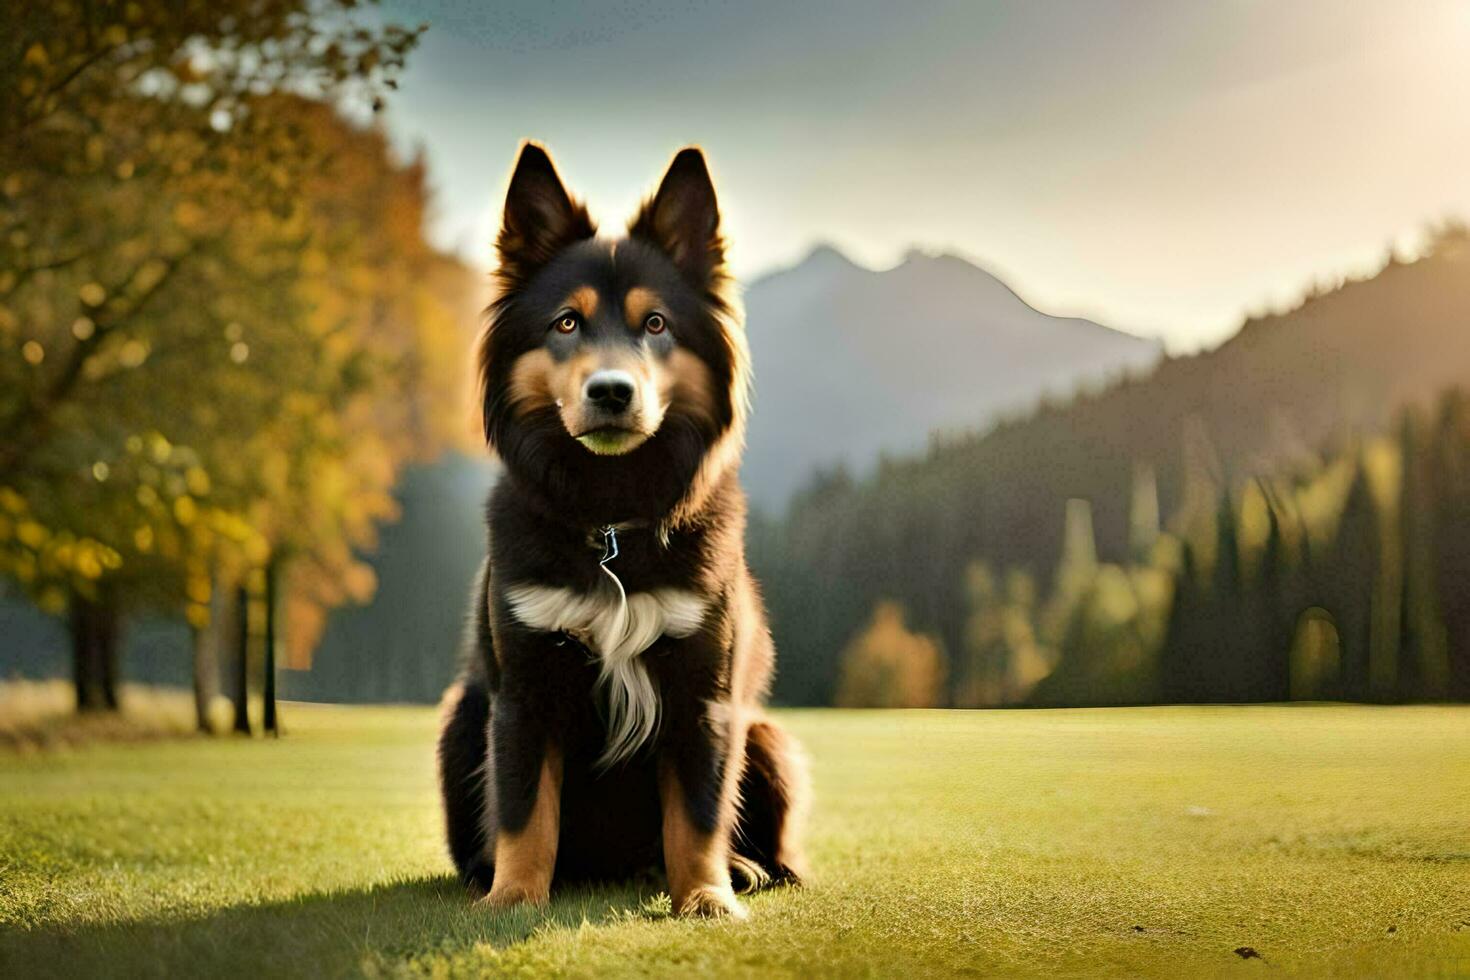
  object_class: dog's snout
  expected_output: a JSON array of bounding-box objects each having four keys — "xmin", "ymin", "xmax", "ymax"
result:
[{"xmin": 584, "ymin": 370, "xmax": 636, "ymax": 412}]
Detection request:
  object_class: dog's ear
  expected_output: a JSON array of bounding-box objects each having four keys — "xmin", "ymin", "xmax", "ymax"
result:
[
  {"xmin": 496, "ymin": 143, "xmax": 596, "ymax": 288},
  {"xmin": 629, "ymin": 147, "xmax": 725, "ymax": 289}
]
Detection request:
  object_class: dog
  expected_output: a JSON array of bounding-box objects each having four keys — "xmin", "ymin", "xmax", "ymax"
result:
[{"xmin": 437, "ymin": 143, "xmax": 809, "ymax": 919}]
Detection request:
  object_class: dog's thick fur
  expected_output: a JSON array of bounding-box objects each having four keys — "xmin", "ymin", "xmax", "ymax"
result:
[{"xmin": 437, "ymin": 144, "xmax": 809, "ymax": 919}]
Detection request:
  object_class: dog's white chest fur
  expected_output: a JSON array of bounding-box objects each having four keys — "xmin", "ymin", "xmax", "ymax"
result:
[{"xmin": 504, "ymin": 582, "xmax": 707, "ymax": 766}]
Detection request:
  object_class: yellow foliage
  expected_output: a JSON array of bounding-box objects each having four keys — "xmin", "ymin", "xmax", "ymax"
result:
[
  {"xmin": 148, "ymin": 433, "xmax": 173, "ymax": 464},
  {"xmin": 185, "ymin": 467, "xmax": 210, "ymax": 496},
  {"xmin": 836, "ymin": 601, "xmax": 948, "ymax": 708},
  {"xmin": 17, "ymin": 522, "xmax": 47, "ymax": 549},
  {"xmin": 341, "ymin": 562, "xmax": 377, "ymax": 604},
  {"xmin": 185, "ymin": 602, "xmax": 211, "ymax": 629},
  {"xmin": 284, "ymin": 589, "xmax": 328, "ymax": 671},
  {"xmin": 0, "ymin": 11, "xmax": 439, "ymax": 644},
  {"xmin": 957, "ymin": 564, "xmax": 1052, "ymax": 707},
  {"xmin": 243, "ymin": 535, "xmax": 271, "ymax": 565},
  {"xmin": 74, "ymin": 549, "xmax": 103, "ymax": 580},
  {"xmin": 185, "ymin": 574, "xmax": 211, "ymax": 605}
]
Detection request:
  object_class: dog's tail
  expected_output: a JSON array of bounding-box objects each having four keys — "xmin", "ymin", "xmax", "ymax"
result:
[
  {"xmin": 731, "ymin": 716, "xmax": 811, "ymax": 890},
  {"xmin": 437, "ymin": 677, "xmax": 495, "ymax": 894}
]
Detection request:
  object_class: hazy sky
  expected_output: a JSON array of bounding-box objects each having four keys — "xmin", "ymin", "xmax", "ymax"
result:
[{"xmin": 377, "ymin": 0, "xmax": 1470, "ymax": 352}]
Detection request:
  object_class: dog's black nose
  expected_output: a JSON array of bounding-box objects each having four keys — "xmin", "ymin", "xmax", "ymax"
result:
[{"xmin": 584, "ymin": 371, "xmax": 635, "ymax": 412}]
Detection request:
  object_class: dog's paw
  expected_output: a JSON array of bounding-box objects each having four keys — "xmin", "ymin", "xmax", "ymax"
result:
[
  {"xmin": 728, "ymin": 854, "xmax": 771, "ymax": 895},
  {"xmin": 675, "ymin": 885, "xmax": 749, "ymax": 920},
  {"xmin": 728, "ymin": 855, "xmax": 806, "ymax": 893},
  {"xmin": 774, "ymin": 858, "xmax": 807, "ymax": 887},
  {"xmin": 481, "ymin": 879, "xmax": 550, "ymax": 910}
]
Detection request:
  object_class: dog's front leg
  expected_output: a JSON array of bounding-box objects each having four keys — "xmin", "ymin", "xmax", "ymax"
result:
[
  {"xmin": 658, "ymin": 676, "xmax": 750, "ymax": 920},
  {"xmin": 484, "ymin": 668, "xmax": 563, "ymax": 909}
]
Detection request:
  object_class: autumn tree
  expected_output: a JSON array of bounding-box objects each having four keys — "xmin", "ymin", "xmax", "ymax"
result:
[
  {"xmin": 236, "ymin": 97, "xmax": 480, "ymax": 730},
  {"xmin": 835, "ymin": 601, "xmax": 948, "ymax": 709},
  {"xmin": 956, "ymin": 562, "xmax": 1050, "ymax": 707},
  {"xmin": 0, "ymin": 2, "xmax": 435, "ymax": 714}
]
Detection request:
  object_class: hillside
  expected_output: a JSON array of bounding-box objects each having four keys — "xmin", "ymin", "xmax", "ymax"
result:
[
  {"xmin": 741, "ymin": 246, "xmax": 1161, "ymax": 507},
  {"xmin": 937, "ymin": 235, "xmax": 1470, "ymax": 570}
]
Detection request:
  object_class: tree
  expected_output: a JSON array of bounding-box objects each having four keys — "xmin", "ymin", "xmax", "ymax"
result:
[
  {"xmin": 1158, "ymin": 543, "xmax": 1204, "ymax": 702},
  {"xmin": 957, "ymin": 563, "xmax": 1006, "ymax": 707},
  {"xmin": 835, "ymin": 601, "xmax": 947, "ymax": 709},
  {"xmin": 224, "ymin": 98, "xmax": 480, "ymax": 730},
  {"xmin": 0, "ymin": 4, "xmax": 445, "ymax": 716},
  {"xmin": 1319, "ymin": 462, "xmax": 1379, "ymax": 701},
  {"xmin": 1430, "ymin": 391, "xmax": 1470, "ymax": 700},
  {"xmin": 2, "ymin": 2, "xmax": 421, "ymax": 481},
  {"xmin": 956, "ymin": 562, "xmax": 1049, "ymax": 707},
  {"xmin": 1207, "ymin": 490, "xmax": 1246, "ymax": 698},
  {"xmin": 1397, "ymin": 407, "xmax": 1449, "ymax": 699},
  {"xmin": 231, "ymin": 584, "xmax": 251, "ymax": 735},
  {"xmin": 1248, "ymin": 493, "xmax": 1293, "ymax": 701}
]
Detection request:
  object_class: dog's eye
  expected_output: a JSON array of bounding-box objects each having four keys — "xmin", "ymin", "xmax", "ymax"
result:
[
  {"xmin": 644, "ymin": 313, "xmax": 666, "ymax": 334},
  {"xmin": 553, "ymin": 314, "xmax": 579, "ymax": 334}
]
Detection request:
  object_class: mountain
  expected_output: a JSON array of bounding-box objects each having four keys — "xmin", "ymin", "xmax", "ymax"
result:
[{"xmin": 740, "ymin": 246, "xmax": 1162, "ymax": 508}]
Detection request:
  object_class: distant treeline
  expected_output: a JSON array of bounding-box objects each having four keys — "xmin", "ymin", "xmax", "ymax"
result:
[{"xmin": 760, "ymin": 389, "xmax": 1470, "ymax": 708}]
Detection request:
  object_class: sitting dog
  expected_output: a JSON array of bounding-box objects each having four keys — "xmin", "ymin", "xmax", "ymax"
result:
[{"xmin": 437, "ymin": 143, "xmax": 809, "ymax": 919}]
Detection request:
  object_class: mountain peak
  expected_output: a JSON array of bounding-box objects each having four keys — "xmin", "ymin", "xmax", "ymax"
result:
[
  {"xmin": 740, "ymin": 242, "xmax": 1161, "ymax": 507},
  {"xmin": 797, "ymin": 242, "xmax": 860, "ymax": 273}
]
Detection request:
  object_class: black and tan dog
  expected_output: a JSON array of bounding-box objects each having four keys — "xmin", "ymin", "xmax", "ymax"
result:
[{"xmin": 437, "ymin": 144, "xmax": 808, "ymax": 919}]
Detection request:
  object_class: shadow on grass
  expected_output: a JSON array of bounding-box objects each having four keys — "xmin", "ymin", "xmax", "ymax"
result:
[{"xmin": 0, "ymin": 874, "xmax": 663, "ymax": 978}]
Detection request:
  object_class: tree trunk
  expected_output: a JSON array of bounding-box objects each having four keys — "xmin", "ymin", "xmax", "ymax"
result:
[
  {"xmin": 70, "ymin": 593, "xmax": 120, "ymax": 713},
  {"xmin": 232, "ymin": 585, "xmax": 252, "ymax": 736},
  {"xmin": 262, "ymin": 560, "xmax": 280, "ymax": 737},
  {"xmin": 70, "ymin": 600, "xmax": 102, "ymax": 712},
  {"xmin": 190, "ymin": 620, "xmax": 218, "ymax": 734},
  {"xmin": 99, "ymin": 602, "xmax": 119, "ymax": 710}
]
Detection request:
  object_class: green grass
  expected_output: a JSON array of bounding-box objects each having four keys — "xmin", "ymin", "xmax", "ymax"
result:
[{"xmin": 1, "ymin": 704, "xmax": 1467, "ymax": 978}]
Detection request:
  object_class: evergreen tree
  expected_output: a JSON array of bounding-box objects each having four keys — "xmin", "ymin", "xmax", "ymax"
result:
[
  {"xmin": 1430, "ymin": 392, "xmax": 1470, "ymax": 700},
  {"xmin": 1158, "ymin": 543, "xmax": 1204, "ymax": 702},
  {"xmin": 1253, "ymin": 496, "xmax": 1293, "ymax": 701},
  {"xmin": 1397, "ymin": 407, "xmax": 1449, "ymax": 699},
  {"xmin": 1321, "ymin": 462, "xmax": 1379, "ymax": 700}
]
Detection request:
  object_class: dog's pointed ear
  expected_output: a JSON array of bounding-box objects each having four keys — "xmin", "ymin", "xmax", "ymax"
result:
[
  {"xmin": 496, "ymin": 143, "xmax": 596, "ymax": 288},
  {"xmin": 629, "ymin": 147, "xmax": 725, "ymax": 289}
]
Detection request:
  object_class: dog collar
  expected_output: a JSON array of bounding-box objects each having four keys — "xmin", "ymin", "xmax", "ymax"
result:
[
  {"xmin": 597, "ymin": 524, "xmax": 621, "ymax": 567},
  {"xmin": 583, "ymin": 519, "xmax": 652, "ymax": 558}
]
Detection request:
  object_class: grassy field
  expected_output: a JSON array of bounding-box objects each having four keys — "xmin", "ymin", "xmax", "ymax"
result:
[{"xmin": 0, "ymin": 704, "xmax": 1467, "ymax": 978}]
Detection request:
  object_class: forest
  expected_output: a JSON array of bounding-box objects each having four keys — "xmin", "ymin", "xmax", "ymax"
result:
[{"xmin": 798, "ymin": 392, "xmax": 1470, "ymax": 710}]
